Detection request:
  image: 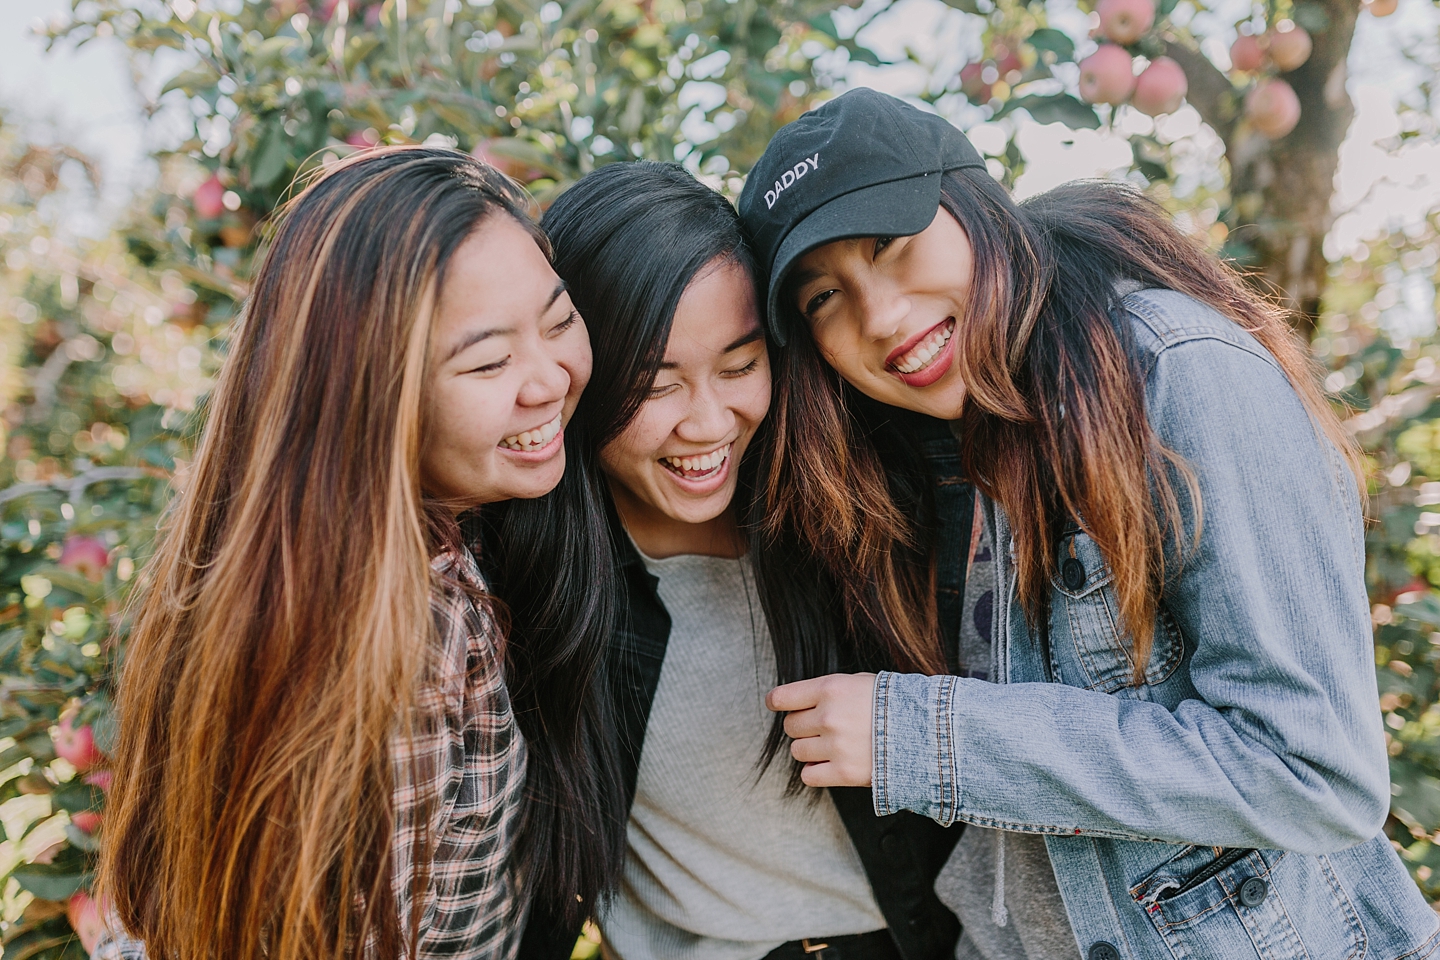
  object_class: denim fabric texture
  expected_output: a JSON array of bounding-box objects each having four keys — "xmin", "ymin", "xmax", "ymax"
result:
[{"xmin": 872, "ymin": 289, "xmax": 1440, "ymax": 959}]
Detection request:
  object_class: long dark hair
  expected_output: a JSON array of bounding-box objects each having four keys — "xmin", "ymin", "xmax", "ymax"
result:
[
  {"xmin": 541, "ymin": 161, "xmax": 946, "ymax": 793},
  {"xmin": 773, "ymin": 171, "xmax": 1363, "ymax": 680}
]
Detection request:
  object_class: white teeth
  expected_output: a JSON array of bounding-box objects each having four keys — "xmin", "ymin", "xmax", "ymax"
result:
[
  {"xmin": 894, "ymin": 321, "xmax": 955, "ymax": 375},
  {"xmin": 499, "ymin": 413, "xmax": 563, "ymax": 451},
  {"xmin": 661, "ymin": 443, "xmax": 732, "ymax": 478}
]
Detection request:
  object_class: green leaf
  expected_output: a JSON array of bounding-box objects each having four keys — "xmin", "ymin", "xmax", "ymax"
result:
[
  {"xmin": 10, "ymin": 861, "xmax": 91, "ymax": 903},
  {"xmin": 51, "ymin": 781, "xmax": 101, "ymax": 814},
  {"xmin": 161, "ymin": 66, "xmax": 219, "ymax": 97},
  {"xmin": 806, "ymin": 14, "xmax": 840, "ymax": 41},
  {"xmin": 249, "ymin": 121, "xmax": 291, "ymax": 189},
  {"xmin": 1157, "ymin": 0, "xmax": 1181, "ymax": 16},
  {"xmin": 1292, "ymin": 3, "xmax": 1331, "ymax": 33},
  {"xmin": 843, "ymin": 41, "xmax": 882, "ymax": 68},
  {"xmin": 938, "ymin": 0, "xmax": 982, "ymax": 12},
  {"xmin": 63, "ymin": 824, "xmax": 100, "ymax": 853},
  {"xmin": 1130, "ymin": 136, "xmax": 1170, "ymax": 181},
  {"xmin": 996, "ymin": 93, "xmax": 1101, "ymax": 129},
  {"xmin": 1026, "ymin": 28, "xmax": 1075, "ymax": 63}
]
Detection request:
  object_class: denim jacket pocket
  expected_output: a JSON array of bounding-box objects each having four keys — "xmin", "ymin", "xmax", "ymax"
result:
[
  {"xmin": 1130, "ymin": 845, "xmax": 1367, "ymax": 960},
  {"xmin": 1049, "ymin": 530, "xmax": 1183, "ymax": 696}
]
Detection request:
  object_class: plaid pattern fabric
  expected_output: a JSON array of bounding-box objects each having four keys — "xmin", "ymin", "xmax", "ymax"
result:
[{"xmin": 93, "ymin": 545, "xmax": 529, "ymax": 960}]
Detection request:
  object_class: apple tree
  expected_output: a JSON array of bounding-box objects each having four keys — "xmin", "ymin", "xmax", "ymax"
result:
[
  {"xmin": 896, "ymin": 0, "xmax": 1425, "ymax": 337},
  {"xmin": 1, "ymin": 0, "xmax": 884, "ymax": 955}
]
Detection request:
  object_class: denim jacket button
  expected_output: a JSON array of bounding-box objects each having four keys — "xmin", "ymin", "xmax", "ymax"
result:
[
  {"xmin": 1238, "ymin": 876, "xmax": 1269, "ymax": 907},
  {"xmin": 1087, "ymin": 943, "xmax": 1120, "ymax": 960},
  {"xmin": 1062, "ymin": 557, "xmax": 1087, "ymax": 590}
]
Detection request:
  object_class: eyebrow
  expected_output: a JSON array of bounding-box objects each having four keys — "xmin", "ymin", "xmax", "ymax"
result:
[
  {"xmin": 441, "ymin": 281, "xmax": 569, "ymax": 363},
  {"xmin": 787, "ymin": 267, "xmax": 824, "ymax": 291},
  {"xmin": 656, "ymin": 326, "xmax": 765, "ymax": 370}
]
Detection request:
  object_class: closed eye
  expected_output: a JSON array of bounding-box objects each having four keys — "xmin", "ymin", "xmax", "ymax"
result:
[
  {"xmin": 803, "ymin": 289, "xmax": 836, "ymax": 317},
  {"xmin": 723, "ymin": 358, "xmax": 761, "ymax": 377},
  {"xmin": 550, "ymin": 309, "xmax": 581, "ymax": 336},
  {"xmin": 465, "ymin": 356, "xmax": 509, "ymax": 375}
]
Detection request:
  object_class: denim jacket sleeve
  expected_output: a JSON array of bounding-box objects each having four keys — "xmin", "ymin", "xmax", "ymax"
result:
[{"xmin": 873, "ymin": 324, "xmax": 1392, "ymax": 855}]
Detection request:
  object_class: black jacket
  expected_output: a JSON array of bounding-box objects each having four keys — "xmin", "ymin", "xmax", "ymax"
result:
[{"xmin": 519, "ymin": 415, "xmax": 973, "ymax": 959}]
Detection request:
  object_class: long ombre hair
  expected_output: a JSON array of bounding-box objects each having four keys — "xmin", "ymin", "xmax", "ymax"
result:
[
  {"xmin": 773, "ymin": 174, "xmax": 1362, "ymax": 680},
  {"xmin": 101, "ymin": 148, "xmax": 548, "ymax": 960}
]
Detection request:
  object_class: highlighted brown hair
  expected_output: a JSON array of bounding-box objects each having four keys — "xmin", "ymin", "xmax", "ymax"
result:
[
  {"xmin": 99, "ymin": 147, "xmax": 585, "ymax": 960},
  {"xmin": 770, "ymin": 173, "xmax": 1362, "ymax": 681}
]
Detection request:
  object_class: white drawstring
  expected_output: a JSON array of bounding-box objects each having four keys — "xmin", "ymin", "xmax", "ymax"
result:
[{"xmin": 991, "ymin": 828, "xmax": 1010, "ymax": 927}]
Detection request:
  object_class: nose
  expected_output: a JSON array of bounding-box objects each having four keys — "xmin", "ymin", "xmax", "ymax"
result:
[
  {"xmin": 675, "ymin": 380, "xmax": 735, "ymax": 445},
  {"xmin": 856, "ymin": 279, "xmax": 909, "ymax": 343},
  {"xmin": 514, "ymin": 346, "xmax": 570, "ymax": 410}
]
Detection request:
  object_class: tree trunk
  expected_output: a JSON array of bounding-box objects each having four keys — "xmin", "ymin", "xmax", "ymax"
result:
[{"xmin": 1167, "ymin": 0, "xmax": 1360, "ymax": 339}]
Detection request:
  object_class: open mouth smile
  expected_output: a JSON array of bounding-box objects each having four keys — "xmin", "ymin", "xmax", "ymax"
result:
[
  {"xmin": 888, "ymin": 318, "xmax": 955, "ymax": 375},
  {"xmin": 499, "ymin": 412, "xmax": 562, "ymax": 452},
  {"xmin": 660, "ymin": 442, "xmax": 732, "ymax": 481}
]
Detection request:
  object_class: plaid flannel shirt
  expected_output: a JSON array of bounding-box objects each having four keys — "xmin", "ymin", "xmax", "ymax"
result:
[{"xmin": 94, "ymin": 545, "xmax": 529, "ymax": 960}]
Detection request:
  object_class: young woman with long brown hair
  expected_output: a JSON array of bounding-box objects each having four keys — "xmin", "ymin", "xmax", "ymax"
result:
[
  {"xmin": 93, "ymin": 147, "xmax": 622, "ymax": 960},
  {"xmin": 741, "ymin": 89, "xmax": 1438, "ymax": 959}
]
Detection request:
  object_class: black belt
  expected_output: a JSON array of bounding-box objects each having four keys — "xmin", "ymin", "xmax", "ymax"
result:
[{"xmin": 761, "ymin": 930, "xmax": 900, "ymax": 960}]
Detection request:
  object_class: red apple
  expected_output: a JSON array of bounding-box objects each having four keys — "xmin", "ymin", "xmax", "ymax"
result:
[
  {"xmin": 1365, "ymin": 0, "xmax": 1398, "ymax": 16},
  {"xmin": 1246, "ymin": 78, "xmax": 1301, "ymax": 138},
  {"xmin": 58, "ymin": 535, "xmax": 109, "ymax": 582},
  {"xmin": 1132, "ymin": 56, "xmax": 1188, "ymax": 116},
  {"xmin": 345, "ymin": 128, "xmax": 379, "ymax": 149},
  {"xmin": 193, "ymin": 174, "xmax": 225, "ymax": 220},
  {"xmin": 1230, "ymin": 34, "xmax": 1265, "ymax": 72},
  {"xmin": 1267, "ymin": 23, "xmax": 1312, "ymax": 71},
  {"xmin": 70, "ymin": 810, "xmax": 103, "ymax": 834},
  {"xmin": 1096, "ymin": 0, "xmax": 1155, "ymax": 45},
  {"xmin": 83, "ymin": 770, "xmax": 113, "ymax": 793},
  {"xmin": 67, "ymin": 892, "xmax": 107, "ymax": 955},
  {"xmin": 53, "ymin": 711, "xmax": 103, "ymax": 772},
  {"xmin": 471, "ymin": 139, "xmax": 543, "ymax": 183},
  {"xmin": 1078, "ymin": 45, "xmax": 1136, "ymax": 106},
  {"xmin": 959, "ymin": 63, "xmax": 993, "ymax": 102}
]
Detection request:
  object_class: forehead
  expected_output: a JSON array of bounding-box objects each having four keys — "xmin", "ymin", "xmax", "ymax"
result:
[
  {"xmin": 664, "ymin": 259, "xmax": 761, "ymax": 360},
  {"xmin": 435, "ymin": 216, "xmax": 557, "ymax": 329}
]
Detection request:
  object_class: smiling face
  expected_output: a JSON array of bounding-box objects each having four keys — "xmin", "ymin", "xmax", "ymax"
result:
[
  {"xmin": 422, "ymin": 215, "xmax": 592, "ymax": 509},
  {"xmin": 789, "ymin": 206, "xmax": 974, "ymax": 420},
  {"xmin": 600, "ymin": 257, "xmax": 770, "ymax": 558}
]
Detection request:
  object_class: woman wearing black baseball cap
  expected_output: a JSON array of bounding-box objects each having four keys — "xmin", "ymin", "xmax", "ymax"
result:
[{"xmin": 744, "ymin": 89, "xmax": 1436, "ymax": 959}]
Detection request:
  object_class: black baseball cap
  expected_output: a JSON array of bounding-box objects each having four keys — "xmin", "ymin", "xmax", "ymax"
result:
[{"xmin": 738, "ymin": 88, "xmax": 987, "ymax": 345}]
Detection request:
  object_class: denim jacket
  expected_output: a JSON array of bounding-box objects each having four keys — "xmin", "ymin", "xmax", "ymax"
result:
[{"xmin": 872, "ymin": 289, "xmax": 1440, "ymax": 959}]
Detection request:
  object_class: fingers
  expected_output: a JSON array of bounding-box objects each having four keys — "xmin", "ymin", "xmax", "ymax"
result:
[
  {"xmin": 799, "ymin": 761, "xmax": 838, "ymax": 788},
  {"xmin": 789, "ymin": 734, "xmax": 831, "ymax": 764},
  {"xmin": 766, "ymin": 676, "xmax": 829, "ymax": 713},
  {"xmin": 797, "ymin": 760, "xmax": 871, "ymax": 789},
  {"xmin": 782, "ymin": 707, "xmax": 823, "ymax": 740}
]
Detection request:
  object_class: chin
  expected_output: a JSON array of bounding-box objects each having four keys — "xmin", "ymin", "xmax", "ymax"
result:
[{"xmin": 667, "ymin": 491, "xmax": 733, "ymax": 526}]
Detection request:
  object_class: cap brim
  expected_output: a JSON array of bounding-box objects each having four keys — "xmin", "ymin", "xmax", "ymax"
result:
[{"xmin": 764, "ymin": 172, "xmax": 942, "ymax": 346}]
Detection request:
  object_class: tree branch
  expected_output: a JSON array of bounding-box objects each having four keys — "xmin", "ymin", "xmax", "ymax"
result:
[{"xmin": 1162, "ymin": 36, "xmax": 1236, "ymax": 144}]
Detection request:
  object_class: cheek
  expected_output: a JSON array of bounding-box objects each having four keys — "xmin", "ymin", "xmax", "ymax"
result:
[
  {"xmin": 810, "ymin": 319, "xmax": 869, "ymax": 373},
  {"xmin": 562, "ymin": 336, "xmax": 593, "ymax": 395},
  {"xmin": 737, "ymin": 377, "xmax": 772, "ymax": 429},
  {"xmin": 600, "ymin": 415, "xmax": 665, "ymax": 484},
  {"xmin": 439, "ymin": 378, "xmax": 514, "ymax": 449}
]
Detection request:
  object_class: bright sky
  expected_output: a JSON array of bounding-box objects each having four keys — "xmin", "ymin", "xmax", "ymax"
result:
[{"xmin": 1, "ymin": 0, "xmax": 1437, "ymax": 258}]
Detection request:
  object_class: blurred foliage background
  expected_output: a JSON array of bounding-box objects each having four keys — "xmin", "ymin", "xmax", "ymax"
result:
[{"xmin": 0, "ymin": 0, "xmax": 1438, "ymax": 954}]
